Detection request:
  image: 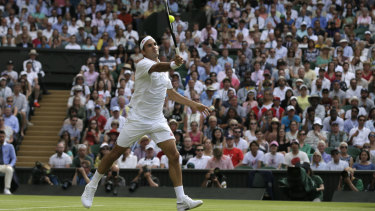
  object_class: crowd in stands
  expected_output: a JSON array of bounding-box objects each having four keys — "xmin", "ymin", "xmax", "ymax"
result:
[{"xmin": 1, "ymin": 0, "xmax": 375, "ymax": 190}]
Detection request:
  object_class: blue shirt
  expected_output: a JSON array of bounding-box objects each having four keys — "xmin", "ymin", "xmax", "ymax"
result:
[
  {"xmin": 76, "ymin": 171, "xmax": 93, "ymax": 185},
  {"xmin": 353, "ymin": 163, "xmax": 375, "ymax": 170},
  {"xmin": 1, "ymin": 143, "xmax": 16, "ymax": 166},
  {"xmin": 312, "ymin": 16, "xmax": 327, "ymax": 29},
  {"xmin": 200, "ymin": 91, "xmax": 219, "ymax": 107},
  {"xmin": 343, "ymin": 119, "xmax": 358, "ymax": 134},
  {"xmin": 281, "ymin": 115, "xmax": 301, "ymax": 132},
  {"xmin": 3, "ymin": 114, "xmax": 19, "ymax": 133}
]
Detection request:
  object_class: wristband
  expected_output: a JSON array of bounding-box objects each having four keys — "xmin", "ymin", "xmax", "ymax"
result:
[{"xmin": 170, "ymin": 61, "xmax": 180, "ymax": 70}]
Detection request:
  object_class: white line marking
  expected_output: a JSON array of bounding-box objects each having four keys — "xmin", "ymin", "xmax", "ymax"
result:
[{"xmin": 0, "ymin": 205, "xmax": 104, "ymax": 210}]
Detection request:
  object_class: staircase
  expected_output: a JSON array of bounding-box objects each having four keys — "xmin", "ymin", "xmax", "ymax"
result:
[{"xmin": 17, "ymin": 90, "xmax": 70, "ymax": 167}]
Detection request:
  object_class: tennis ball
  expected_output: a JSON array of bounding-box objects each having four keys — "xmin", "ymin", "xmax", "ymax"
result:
[{"xmin": 169, "ymin": 15, "xmax": 175, "ymax": 23}]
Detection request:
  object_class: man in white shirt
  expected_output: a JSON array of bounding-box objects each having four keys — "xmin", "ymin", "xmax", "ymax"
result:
[
  {"xmin": 65, "ymin": 35, "xmax": 81, "ymax": 50},
  {"xmin": 104, "ymin": 106, "xmax": 126, "ymax": 130},
  {"xmin": 273, "ymin": 76, "xmax": 291, "ymax": 101},
  {"xmin": 344, "ymin": 97, "xmax": 367, "ymax": 119},
  {"xmin": 326, "ymin": 149, "xmax": 349, "ymax": 171},
  {"xmin": 49, "ymin": 142, "xmax": 72, "ymax": 168},
  {"xmin": 322, "ymin": 109, "xmax": 344, "ymax": 132},
  {"xmin": 186, "ymin": 145, "xmax": 211, "ymax": 169},
  {"xmin": 275, "ymin": 37, "xmax": 288, "ymax": 60},
  {"xmin": 20, "ymin": 62, "xmax": 40, "ymax": 107},
  {"xmin": 232, "ymin": 127, "xmax": 249, "ymax": 153},
  {"xmin": 249, "ymin": 9, "xmax": 265, "ymax": 30},
  {"xmin": 284, "ymin": 140, "xmax": 310, "ymax": 166},
  {"xmin": 345, "ymin": 78, "xmax": 362, "ymax": 105},
  {"xmin": 123, "ymin": 23, "xmax": 139, "ymax": 50},
  {"xmin": 349, "ymin": 115, "xmax": 370, "ymax": 148},
  {"xmin": 22, "ymin": 49, "xmax": 49, "ymax": 95}
]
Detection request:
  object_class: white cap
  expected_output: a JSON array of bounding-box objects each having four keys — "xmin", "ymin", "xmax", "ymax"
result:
[
  {"xmin": 313, "ymin": 118, "xmax": 322, "ymax": 126},
  {"xmin": 287, "ymin": 105, "xmax": 295, "ymax": 111},
  {"xmin": 296, "ymin": 79, "xmax": 304, "ymax": 83},
  {"xmin": 100, "ymin": 143, "xmax": 109, "ymax": 148},
  {"xmin": 339, "ymin": 39, "xmax": 348, "ymax": 43},
  {"xmin": 290, "ymin": 96, "xmax": 297, "ymax": 101},
  {"xmin": 299, "ymin": 84, "xmax": 308, "ymax": 90},
  {"xmin": 301, "ymin": 21, "xmax": 307, "ymax": 26},
  {"xmin": 111, "ymin": 106, "xmax": 120, "ymax": 111},
  {"xmin": 335, "ymin": 66, "xmax": 343, "ymax": 72},
  {"xmin": 365, "ymin": 31, "xmax": 371, "ymax": 35},
  {"xmin": 146, "ymin": 144, "xmax": 154, "ymax": 150},
  {"xmin": 124, "ymin": 70, "xmax": 132, "ymax": 75}
]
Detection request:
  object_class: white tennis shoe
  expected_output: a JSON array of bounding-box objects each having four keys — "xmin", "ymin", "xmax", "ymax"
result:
[
  {"xmin": 4, "ymin": 188, "xmax": 12, "ymax": 195},
  {"xmin": 81, "ymin": 184, "xmax": 97, "ymax": 208},
  {"xmin": 177, "ymin": 195, "xmax": 203, "ymax": 211}
]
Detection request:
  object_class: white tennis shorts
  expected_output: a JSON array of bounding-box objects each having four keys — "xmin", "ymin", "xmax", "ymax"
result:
[{"xmin": 116, "ymin": 117, "xmax": 175, "ymax": 147}]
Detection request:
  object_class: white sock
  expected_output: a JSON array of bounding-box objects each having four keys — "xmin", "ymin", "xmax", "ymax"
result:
[
  {"xmin": 89, "ymin": 170, "xmax": 104, "ymax": 187},
  {"xmin": 174, "ymin": 186, "xmax": 185, "ymax": 202}
]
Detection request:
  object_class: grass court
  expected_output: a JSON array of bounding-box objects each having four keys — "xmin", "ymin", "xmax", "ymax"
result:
[{"xmin": 0, "ymin": 195, "xmax": 374, "ymax": 211}]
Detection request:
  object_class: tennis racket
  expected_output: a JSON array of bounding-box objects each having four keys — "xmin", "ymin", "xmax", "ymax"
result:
[{"xmin": 163, "ymin": 0, "xmax": 180, "ymax": 55}]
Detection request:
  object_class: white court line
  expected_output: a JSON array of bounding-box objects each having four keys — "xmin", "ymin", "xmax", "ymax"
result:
[{"xmin": 0, "ymin": 205, "xmax": 104, "ymax": 210}]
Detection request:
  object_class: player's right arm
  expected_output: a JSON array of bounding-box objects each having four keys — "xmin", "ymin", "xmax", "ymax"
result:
[{"xmin": 148, "ymin": 56, "xmax": 184, "ymax": 74}]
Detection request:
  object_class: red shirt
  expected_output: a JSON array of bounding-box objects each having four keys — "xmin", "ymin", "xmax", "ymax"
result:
[
  {"xmin": 118, "ymin": 13, "xmax": 133, "ymax": 26},
  {"xmin": 223, "ymin": 147, "xmax": 244, "ymax": 167},
  {"xmin": 90, "ymin": 115, "xmax": 107, "ymax": 132}
]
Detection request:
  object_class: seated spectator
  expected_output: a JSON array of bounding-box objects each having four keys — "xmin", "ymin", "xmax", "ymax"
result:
[
  {"xmin": 262, "ymin": 141, "xmax": 284, "ymax": 169},
  {"xmin": 316, "ymin": 141, "xmax": 331, "ymax": 163},
  {"xmin": 130, "ymin": 144, "xmax": 160, "ymax": 188},
  {"xmin": 327, "ymin": 121, "xmax": 348, "ymax": 148},
  {"xmin": 206, "ymin": 148, "xmax": 234, "ymax": 170},
  {"xmin": 82, "ymin": 120, "xmax": 101, "ymax": 146},
  {"xmin": 305, "ymin": 118, "xmax": 326, "ymax": 150},
  {"xmin": 72, "ymin": 160, "xmax": 93, "ymax": 186},
  {"xmin": 297, "ymin": 130, "xmax": 312, "ymax": 156},
  {"xmin": 59, "ymin": 116, "xmax": 81, "ymax": 143},
  {"xmin": 72, "ymin": 144, "xmax": 94, "ymax": 168},
  {"xmin": 203, "ymin": 139, "xmax": 213, "ymax": 157},
  {"xmin": 104, "ymin": 129, "xmax": 120, "ymax": 149},
  {"xmin": 186, "ymin": 121, "xmax": 204, "ymax": 146},
  {"xmin": 353, "ymin": 150, "xmax": 375, "ymax": 170},
  {"xmin": 12, "ymin": 83, "xmax": 29, "ymax": 137},
  {"xmin": 20, "ymin": 62, "xmax": 40, "ymax": 107},
  {"xmin": 179, "ymin": 137, "xmax": 196, "ymax": 166},
  {"xmin": 339, "ymin": 142, "xmax": 354, "ymax": 167},
  {"xmin": 65, "ymin": 35, "xmax": 81, "ymax": 50},
  {"xmin": 117, "ymin": 147, "xmax": 138, "ymax": 169},
  {"xmin": 211, "ymin": 127, "xmax": 225, "ymax": 149},
  {"xmin": 281, "ymin": 105, "xmax": 301, "ymax": 132},
  {"xmin": 284, "ymin": 140, "xmax": 310, "ymax": 166},
  {"xmin": 0, "ymin": 115, "xmax": 13, "ymax": 144},
  {"xmin": 67, "ymin": 85, "xmax": 86, "ymax": 107},
  {"xmin": 104, "ymin": 106, "xmax": 126, "ymax": 131},
  {"xmin": 68, "ymin": 96, "xmax": 86, "ymax": 120},
  {"xmin": 187, "ymin": 145, "xmax": 211, "ymax": 169},
  {"xmin": 223, "ymin": 136, "xmax": 243, "ymax": 167},
  {"xmin": 133, "ymin": 136, "xmax": 152, "ymax": 161},
  {"xmin": 326, "ymin": 149, "xmax": 349, "ymax": 171},
  {"xmin": 0, "ymin": 130, "xmax": 16, "ymax": 195},
  {"xmin": 348, "ymin": 115, "xmax": 370, "ymax": 148},
  {"xmin": 241, "ymin": 141, "xmax": 264, "ymax": 169},
  {"xmin": 49, "ymin": 142, "xmax": 72, "ymax": 168},
  {"xmin": 311, "ymin": 151, "xmax": 327, "ymax": 171},
  {"xmin": 64, "ymin": 107, "xmax": 83, "ymax": 132},
  {"xmin": 337, "ymin": 167, "xmax": 364, "ymax": 192}
]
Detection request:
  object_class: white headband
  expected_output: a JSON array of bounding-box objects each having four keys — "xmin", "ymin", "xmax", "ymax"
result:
[{"xmin": 140, "ymin": 36, "xmax": 153, "ymax": 50}]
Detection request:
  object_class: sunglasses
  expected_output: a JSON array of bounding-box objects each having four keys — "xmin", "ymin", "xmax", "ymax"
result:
[
  {"xmin": 250, "ymin": 123, "xmax": 257, "ymax": 125},
  {"xmin": 340, "ymin": 146, "xmax": 347, "ymax": 149},
  {"xmin": 196, "ymin": 149, "xmax": 204, "ymax": 151},
  {"xmin": 363, "ymin": 146, "xmax": 371, "ymax": 149}
]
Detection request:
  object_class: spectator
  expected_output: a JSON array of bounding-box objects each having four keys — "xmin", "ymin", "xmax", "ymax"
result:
[
  {"xmin": 179, "ymin": 137, "xmax": 196, "ymax": 166},
  {"xmin": 339, "ymin": 142, "xmax": 354, "ymax": 168},
  {"xmin": 241, "ymin": 141, "xmax": 264, "ymax": 169},
  {"xmin": 133, "ymin": 136, "xmax": 152, "ymax": 161},
  {"xmin": 348, "ymin": 115, "xmax": 370, "ymax": 148},
  {"xmin": 131, "ymin": 144, "xmax": 160, "ymax": 187},
  {"xmin": 187, "ymin": 144, "xmax": 211, "ymax": 169},
  {"xmin": 327, "ymin": 149, "xmax": 349, "ymax": 171},
  {"xmin": 353, "ymin": 150, "xmax": 375, "ymax": 170},
  {"xmin": 49, "ymin": 141, "xmax": 72, "ymax": 168},
  {"xmin": 104, "ymin": 106, "xmax": 126, "ymax": 131},
  {"xmin": 311, "ymin": 151, "xmax": 327, "ymax": 171},
  {"xmin": 305, "ymin": 118, "xmax": 327, "ymax": 150},
  {"xmin": 72, "ymin": 160, "xmax": 93, "ymax": 186},
  {"xmin": 22, "ymin": 49, "xmax": 49, "ymax": 95},
  {"xmin": 281, "ymin": 105, "xmax": 301, "ymax": 132},
  {"xmin": 3, "ymin": 106, "xmax": 19, "ymax": 137},
  {"xmin": 117, "ymin": 147, "xmax": 138, "ymax": 169},
  {"xmin": 284, "ymin": 139, "xmax": 310, "ymax": 166},
  {"xmin": 82, "ymin": 120, "xmax": 101, "ymax": 146},
  {"xmin": 20, "ymin": 62, "xmax": 40, "ymax": 107},
  {"xmin": 206, "ymin": 148, "xmax": 233, "ymax": 170},
  {"xmin": 59, "ymin": 116, "xmax": 81, "ymax": 143},
  {"xmin": 262, "ymin": 141, "xmax": 284, "ymax": 169},
  {"xmin": 316, "ymin": 141, "xmax": 331, "ymax": 163},
  {"xmin": 72, "ymin": 144, "xmax": 94, "ymax": 168},
  {"xmin": 0, "ymin": 130, "xmax": 16, "ymax": 195},
  {"xmin": 337, "ymin": 167, "xmax": 364, "ymax": 192}
]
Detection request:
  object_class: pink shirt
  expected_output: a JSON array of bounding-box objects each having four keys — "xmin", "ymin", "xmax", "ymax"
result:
[
  {"xmin": 83, "ymin": 71, "xmax": 99, "ymax": 86},
  {"xmin": 205, "ymin": 155, "xmax": 234, "ymax": 169}
]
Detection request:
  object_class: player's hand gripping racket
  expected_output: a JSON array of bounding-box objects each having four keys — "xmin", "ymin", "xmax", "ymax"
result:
[{"xmin": 164, "ymin": 0, "xmax": 180, "ymax": 55}]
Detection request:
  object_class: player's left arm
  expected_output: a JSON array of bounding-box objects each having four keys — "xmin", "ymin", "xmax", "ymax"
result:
[{"xmin": 167, "ymin": 88, "xmax": 211, "ymax": 116}]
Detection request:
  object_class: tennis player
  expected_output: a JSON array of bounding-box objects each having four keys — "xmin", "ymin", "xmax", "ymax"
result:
[{"xmin": 81, "ymin": 36, "xmax": 210, "ymax": 210}]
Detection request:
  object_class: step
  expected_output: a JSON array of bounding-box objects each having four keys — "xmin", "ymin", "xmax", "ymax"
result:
[
  {"xmin": 34, "ymin": 107, "xmax": 67, "ymax": 112},
  {"xmin": 28, "ymin": 125, "xmax": 62, "ymax": 131},
  {"xmin": 19, "ymin": 145, "xmax": 56, "ymax": 151},
  {"xmin": 39, "ymin": 103, "xmax": 67, "ymax": 108},
  {"xmin": 29, "ymin": 120, "xmax": 62, "ymax": 127},
  {"xmin": 33, "ymin": 111, "xmax": 67, "ymax": 116},
  {"xmin": 31, "ymin": 116, "xmax": 64, "ymax": 121},
  {"xmin": 26, "ymin": 130, "xmax": 58, "ymax": 136},
  {"xmin": 18, "ymin": 151, "xmax": 54, "ymax": 156},
  {"xmin": 22, "ymin": 135, "xmax": 59, "ymax": 141},
  {"xmin": 17, "ymin": 156, "xmax": 49, "ymax": 163},
  {"xmin": 16, "ymin": 161, "xmax": 37, "ymax": 167},
  {"xmin": 21, "ymin": 140, "xmax": 57, "ymax": 146}
]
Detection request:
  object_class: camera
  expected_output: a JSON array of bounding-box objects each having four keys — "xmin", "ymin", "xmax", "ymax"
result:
[
  {"xmin": 105, "ymin": 180, "xmax": 113, "ymax": 192},
  {"xmin": 128, "ymin": 181, "xmax": 138, "ymax": 192},
  {"xmin": 61, "ymin": 179, "xmax": 72, "ymax": 190},
  {"xmin": 341, "ymin": 170, "xmax": 351, "ymax": 178}
]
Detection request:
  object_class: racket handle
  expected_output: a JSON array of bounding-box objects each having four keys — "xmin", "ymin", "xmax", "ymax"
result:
[{"xmin": 175, "ymin": 47, "xmax": 180, "ymax": 56}]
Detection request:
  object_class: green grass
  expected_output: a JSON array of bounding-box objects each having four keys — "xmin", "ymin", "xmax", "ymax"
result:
[{"xmin": 0, "ymin": 195, "xmax": 374, "ymax": 211}]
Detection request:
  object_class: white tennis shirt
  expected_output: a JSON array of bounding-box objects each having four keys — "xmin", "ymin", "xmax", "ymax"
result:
[{"xmin": 128, "ymin": 57, "xmax": 173, "ymax": 121}]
